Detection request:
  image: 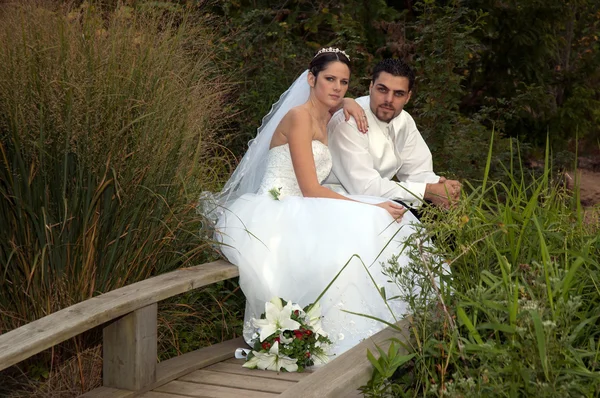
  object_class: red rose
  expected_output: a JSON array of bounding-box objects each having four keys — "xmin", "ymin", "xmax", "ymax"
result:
[
  {"xmin": 261, "ymin": 342, "xmax": 271, "ymax": 350},
  {"xmin": 293, "ymin": 330, "xmax": 303, "ymax": 340},
  {"xmin": 304, "ymin": 329, "xmax": 312, "ymax": 336},
  {"xmin": 294, "ymin": 310, "xmax": 300, "ymax": 316},
  {"xmin": 274, "ymin": 337, "xmax": 280, "ymax": 343},
  {"xmin": 305, "ymin": 352, "xmax": 311, "ymax": 358}
]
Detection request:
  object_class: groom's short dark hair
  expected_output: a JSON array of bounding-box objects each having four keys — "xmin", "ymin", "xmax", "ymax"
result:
[{"xmin": 372, "ymin": 59, "xmax": 415, "ymax": 91}]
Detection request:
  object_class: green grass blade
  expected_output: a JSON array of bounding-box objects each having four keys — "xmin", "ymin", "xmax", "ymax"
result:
[
  {"xmin": 531, "ymin": 310, "xmax": 549, "ymax": 381},
  {"xmin": 457, "ymin": 306, "xmax": 483, "ymax": 345},
  {"xmin": 532, "ymin": 216, "xmax": 555, "ymax": 318}
]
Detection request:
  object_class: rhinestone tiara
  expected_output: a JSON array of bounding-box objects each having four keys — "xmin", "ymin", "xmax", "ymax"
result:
[{"xmin": 313, "ymin": 47, "xmax": 350, "ymax": 61}]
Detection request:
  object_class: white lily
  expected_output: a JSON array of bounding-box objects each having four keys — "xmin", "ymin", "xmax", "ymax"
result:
[
  {"xmin": 245, "ymin": 341, "xmax": 298, "ymax": 372},
  {"xmin": 253, "ymin": 298, "xmax": 301, "ymax": 342},
  {"xmin": 279, "ymin": 332, "xmax": 294, "ymax": 344},
  {"xmin": 242, "ymin": 354, "xmax": 261, "ymax": 369},
  {"xmin": 306, "ymin": 302, "xmax": 327, "ymax": 338},
  {"xmin": 270, "ymin": 297, "xmax": 284, "ymax": 310}
]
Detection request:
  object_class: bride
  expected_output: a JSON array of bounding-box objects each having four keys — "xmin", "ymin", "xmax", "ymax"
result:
[{"xmin": 210, "ymin": 48, "xmax": 421, "ymax": 356}]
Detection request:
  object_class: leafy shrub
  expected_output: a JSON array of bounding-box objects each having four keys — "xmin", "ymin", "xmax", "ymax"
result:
[
  {"xmin": 208, "ymin": 0, "xmax": 401, "ymax": 155},
  {"xmin": 213, "ymin": 0, "xmax": 600, "ymax": 172},
  {"xmin": 363, "ymin": 141, "xmax": 600, "ymax": 397}
]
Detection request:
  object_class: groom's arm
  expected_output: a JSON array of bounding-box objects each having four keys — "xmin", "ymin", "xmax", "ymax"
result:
[
  {"xmin": 328, "ymin": 120, "xmax": 427, "ymax": 207},
  {"xmin": 395, "ymin": 115, "xmax": 461, "ymax": 208},
  {"xmin": 394, "ymin": 115, "xmax": 440, "ymax": 184}
]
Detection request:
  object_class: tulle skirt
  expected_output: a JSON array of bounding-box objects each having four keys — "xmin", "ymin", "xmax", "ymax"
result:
[{"xmin": 215, "ymin": 193, "xmax": 420, "ymax": 356}]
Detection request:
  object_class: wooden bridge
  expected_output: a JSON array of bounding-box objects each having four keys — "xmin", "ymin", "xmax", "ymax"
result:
[{"xmin": 0, "ymin": 260, "xmax": 411, "ymax": 397}]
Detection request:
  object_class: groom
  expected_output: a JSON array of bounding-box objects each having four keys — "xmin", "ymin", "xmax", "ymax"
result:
[{"xmin": 325, "ymin": 58, "xmax": 461, "ymax": 211}]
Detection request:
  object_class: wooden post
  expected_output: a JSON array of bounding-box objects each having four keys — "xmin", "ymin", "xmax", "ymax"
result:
[{"xmin": 103, "ymin": 303, "xmax": 157, "ymax": 390}]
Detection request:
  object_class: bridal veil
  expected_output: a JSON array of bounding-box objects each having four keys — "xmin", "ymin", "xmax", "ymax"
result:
[{"xmin": 200, "ymin": 70, "xmax": 311, "ymax": 222}]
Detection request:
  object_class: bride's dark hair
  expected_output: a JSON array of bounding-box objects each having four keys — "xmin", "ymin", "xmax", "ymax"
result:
[{"xmin": 309, "ymin": 50, "xmax": 351, "ymax": 78}]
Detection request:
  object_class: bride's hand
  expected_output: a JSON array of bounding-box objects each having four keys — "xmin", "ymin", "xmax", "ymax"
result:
[
  {"xmin": 341, "ymin": 98, "xmax": 369, "ymax": 134},
  {"xmin": 375, "ymin": 201, "xmax": 407, "ymax": 222}
]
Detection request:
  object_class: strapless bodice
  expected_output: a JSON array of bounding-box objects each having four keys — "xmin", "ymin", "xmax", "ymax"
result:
[{"xmin": 256, "ymin": 141, "xmax": 332, "ymax": 198}]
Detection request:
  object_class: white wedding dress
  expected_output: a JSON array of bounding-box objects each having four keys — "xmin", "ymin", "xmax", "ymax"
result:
[{"xmin": 215, "ymin": 140, "xmax": 420, "ymax": 356}]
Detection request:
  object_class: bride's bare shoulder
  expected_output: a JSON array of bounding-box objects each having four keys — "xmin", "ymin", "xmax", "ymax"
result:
[
  {"xmin": 278, "ymin": 106, "xmax": 313, "ymax": 131},
  {"xmin": 283, "ymin": 106, "xmax": 311, "ymax": 122}
]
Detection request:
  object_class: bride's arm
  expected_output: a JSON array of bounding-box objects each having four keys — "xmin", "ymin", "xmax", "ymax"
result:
[
  {"xmin": 285, "ymin": 109, "xmax": 405, "ymax": 221},
  {"xmin": 329, "ymin": 98, "xmax": 369, "ymax": 133}
]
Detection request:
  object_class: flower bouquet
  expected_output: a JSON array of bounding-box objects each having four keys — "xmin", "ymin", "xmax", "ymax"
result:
[{"xmin": 242, "ymin": 297, "xmax": 332, "ymax": 372}]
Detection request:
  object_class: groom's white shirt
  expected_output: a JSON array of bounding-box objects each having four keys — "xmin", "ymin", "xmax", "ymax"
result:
[{"xmin": 325, "ymin": 96, "xmax": 440, "ymax": 207}]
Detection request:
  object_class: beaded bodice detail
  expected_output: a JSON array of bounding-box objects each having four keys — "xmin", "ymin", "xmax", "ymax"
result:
[{"xmin": 256, "ymin": 141, "xmax": 332, "ymax": 199}]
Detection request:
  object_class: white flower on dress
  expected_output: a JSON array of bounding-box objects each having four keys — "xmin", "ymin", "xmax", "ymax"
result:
[
  {"xmin": 242, "ymin": 341, "xmax": 299, "ymax": 372},
  {"xmin": 252, "ymin": 298, "xmax": 301, "ymax": 342},
  {"xmin": 268, "ymin": 187, "xmax": 282, "ymax": 200}
]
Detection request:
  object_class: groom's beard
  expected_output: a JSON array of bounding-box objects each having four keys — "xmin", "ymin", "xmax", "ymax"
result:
[{"xmin": 374, "ymin": 103, "xmax": 400, "ymax": 123}]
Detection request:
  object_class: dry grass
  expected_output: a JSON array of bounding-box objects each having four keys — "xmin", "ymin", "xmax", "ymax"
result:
[
  {"xmin": 0, "ymin": 0, "xmax": 227, "ymax": 184},
  {"xmin": 0, "ymin": 0, "xmax": 231, "ymax": 326},
  {"xmin": 0, "ymin": 0, "xmax": 238, "ymax": 394},
  {"xmin": 7, "ymin": 346, "xmax": 102, "ymax": 398},
  {"xmin": 583, "ymin": 206, "xmax": 600, "ymax": 229}
]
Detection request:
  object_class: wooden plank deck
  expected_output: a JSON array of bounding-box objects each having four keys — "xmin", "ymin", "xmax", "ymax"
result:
[
  {"xmin": 139, "ymin": 357, "xmax": 363, "ymax": 398},
  {"xmin": 145, "ymin": 358, "xmax": 306, "ymax": 397},
  {"xmin": 82, "ymin": 336, "xmax": 369, "ymax": 397},
  {"xmin": 85, "ymin": 353, "xmax": 340, "ymax": 397},
  {"xmin": 87, "ymin": 353, "xmax": 355, "ymax": 397}
]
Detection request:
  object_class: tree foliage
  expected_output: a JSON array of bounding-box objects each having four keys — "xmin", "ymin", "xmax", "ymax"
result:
[{"xmin": 209, "ymin": 0, "xmax": 600, "ymax": 176}]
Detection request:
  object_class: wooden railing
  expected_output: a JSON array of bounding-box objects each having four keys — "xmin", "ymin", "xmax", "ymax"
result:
[
  {"xmin": 0, "ymin": 260, "xmax": 239, "ymax": 390},
  {"xmin": 0, "ymin": 259, "xmax": 413, "ymax": 397}
]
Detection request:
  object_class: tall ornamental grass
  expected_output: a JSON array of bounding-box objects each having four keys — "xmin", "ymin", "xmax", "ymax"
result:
[
  {"xmin": 362, "ymin": 139, "xmax": 600, "ymax": 397},
  {"xmin": 0, "ymin": 1, "xmax": 232, "ymax": 337}
]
